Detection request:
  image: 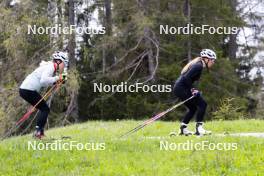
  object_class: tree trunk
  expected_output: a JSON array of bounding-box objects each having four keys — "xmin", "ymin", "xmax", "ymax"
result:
[
  {"xmin": 139, "ymin": 0, "xmax": 156, "ymax": 81},
  {"xmin": 63, "ymin": 0, "xmax": 79, "ymax": 123},
  {"xmin": 68, "ymin": 0, "xmax": 76, "ymax": 65},
  {"xmin": 144, "ymin": 27, "xmax": 155, "ymax": 80},
  {"xmin": 102, "ymin": 0, "xmax": 112, "ymax": 74},
  {"xmin": 229, "ymin": 34, "xmax": 238, "ymax": 59},
  {"xmin": 102, "ymin": 46, "xmax": 106, "ymax": 74},
  {"xmin": 183, "ymin": 0, "xmax": 191, "ymax": 61},
  {"xmin": 104, "ymin": 0, "xmax": 112, "ymax": 35},
  {"xmin": 228, "ymin": 0, "xmax": 238, "ymax": 60},
  {"xmin": 47, "ymin": 0, "xmax": 59, "ymax": 48}
]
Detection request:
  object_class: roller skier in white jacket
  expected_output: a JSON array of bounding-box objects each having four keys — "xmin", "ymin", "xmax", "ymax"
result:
[{"xmin": 19, "ymin": 51, "xmax": 68, "ymax": 139}]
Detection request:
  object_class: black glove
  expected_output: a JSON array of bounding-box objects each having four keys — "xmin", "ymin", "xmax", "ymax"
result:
[{"xmin": 191, "ymin": 88, "xmax": 201, "ymax": 97}]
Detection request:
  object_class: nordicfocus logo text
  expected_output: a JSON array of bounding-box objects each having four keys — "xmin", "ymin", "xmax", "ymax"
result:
[
  {"xmin": 160, "ymin": 24, "xmax": 239, "ymax": 35},
  {"xmin": 93, "ymin": 82, "xmax": 172, "ymax": 93},
  {"xmin": 160, "ymin": 140, "xmax": 238, "ymax": 151},
  {"xmin": 28, "ymin": 24, "xmax": 106, "ymax": 35},
  {"xmin": 28, "ymin": 140, "xmax": 105, "ymax": 151}
]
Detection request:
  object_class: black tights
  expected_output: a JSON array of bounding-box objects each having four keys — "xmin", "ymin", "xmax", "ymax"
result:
[
  {"xmin": 173, "ymin": 85, "xmax": 207, "ymax": 124},
  {"xmin": 19, "ymin": 89, "xmax": 50, "ymax": 130}
]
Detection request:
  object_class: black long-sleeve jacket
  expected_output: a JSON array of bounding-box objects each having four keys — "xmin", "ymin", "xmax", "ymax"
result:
[{"xmin": 175, "ymin": 61, "xmax": 203, "ymax": 89}]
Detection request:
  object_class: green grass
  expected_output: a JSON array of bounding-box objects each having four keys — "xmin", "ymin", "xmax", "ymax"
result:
[{"xmin": 0, "ymin": 120, "xmax": 264, "ymax": 175}]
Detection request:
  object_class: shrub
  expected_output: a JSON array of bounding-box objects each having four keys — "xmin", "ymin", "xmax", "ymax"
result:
[{"xmin": 212, "ymin": 98, "xmax": 247, "ymax": 120}]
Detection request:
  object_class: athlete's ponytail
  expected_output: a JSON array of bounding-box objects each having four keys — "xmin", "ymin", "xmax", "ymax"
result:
[{"xmin": 181, "ymin": 57, "xmax": 202, "ymax": 75}]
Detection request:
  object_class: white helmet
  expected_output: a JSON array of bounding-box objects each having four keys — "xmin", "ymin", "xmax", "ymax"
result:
[
  {"xmin": 200, "ymin": 49, "xmax": 216, "ymax": 60},
  {"xmin": 52, "ymin": 51, "xmax": 69, "ymax": 66}
]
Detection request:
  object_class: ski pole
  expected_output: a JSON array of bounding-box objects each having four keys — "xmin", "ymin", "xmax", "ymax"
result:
[{"xmin": 119, "ymin": 95, "xmax": 195, "ymax": 138}]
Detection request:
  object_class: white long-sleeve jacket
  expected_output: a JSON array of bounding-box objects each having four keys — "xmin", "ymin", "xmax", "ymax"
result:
[{"xmin": 20, "ymin": 61, "xmax": 59, "ymax": 92}]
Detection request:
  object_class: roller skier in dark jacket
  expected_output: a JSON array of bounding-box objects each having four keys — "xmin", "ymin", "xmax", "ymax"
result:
[{"xmin": 173, "ymin": 49, "xmax": 217, "ymax": 136}]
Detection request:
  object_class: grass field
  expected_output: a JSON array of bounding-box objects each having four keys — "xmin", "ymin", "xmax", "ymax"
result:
[{"xmin": 0, "ymin": 120, "xmax": 264, "ymax": 176}]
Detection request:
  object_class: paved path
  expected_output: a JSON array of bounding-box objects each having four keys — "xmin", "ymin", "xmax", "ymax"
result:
[
  {"xmin": 142, "ymin": 132, "xmax": 264, "ymax": 139},
  {"xmin": 218, "ymin": 132, "xmax": 264, "ymax": 138}
]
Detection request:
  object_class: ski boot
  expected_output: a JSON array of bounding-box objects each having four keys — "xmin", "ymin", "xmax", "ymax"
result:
[
  {"xmin": 178, "ymin": 124, "xmax": 194, "ymax": 136},
  {"xmin": 33, "ymin": 126, "xmax": 45, "ymax": 139},
  {"xmin": 195, "ymin": 122, "xmax": 211, "ymax": 136}
]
